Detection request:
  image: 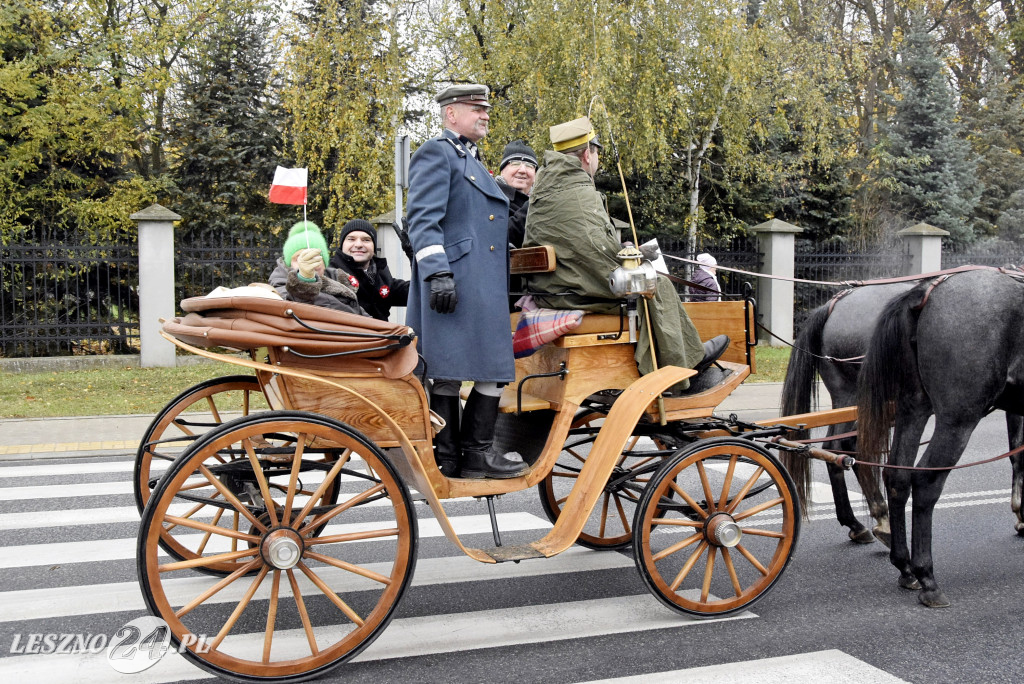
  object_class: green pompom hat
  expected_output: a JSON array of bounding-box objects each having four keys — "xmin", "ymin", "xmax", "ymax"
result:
[{"xmin": 282, "ymin": 221, "xmax": 330, "ymax": 267}]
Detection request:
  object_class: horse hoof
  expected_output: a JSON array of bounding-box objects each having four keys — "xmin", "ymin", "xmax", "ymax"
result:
[
  {"xmin": 918, "ymin": 590, "xmax": 951, "ymax": 608},
  {"xmin": 1016, "ymin": 521, "xmax": 1024, "ymax": 536},
  {"xmin": 872, "ymin": 530, "xmax": 892, "ymax": 549},
  {"xmin": 848, "ymin": 528, "xmax": 875, "ymax": 544},
  {"xmin": 898, "ymin": 576, "xmax": 921, "ymax": 591}
]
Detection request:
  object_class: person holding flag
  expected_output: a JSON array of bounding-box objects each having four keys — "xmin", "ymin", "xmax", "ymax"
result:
[{"xmin": 268, "ymin": 221, "xmax": 366, "ymax": 316}]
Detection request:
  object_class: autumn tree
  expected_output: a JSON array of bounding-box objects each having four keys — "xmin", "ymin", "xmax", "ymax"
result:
[
  {"xmin": 0, "ymin": 0, "xmax": 157, "ymax": 244},
  {"xmin": 280, "ymin": 0, "xmax": 417, "ymax": 238}
]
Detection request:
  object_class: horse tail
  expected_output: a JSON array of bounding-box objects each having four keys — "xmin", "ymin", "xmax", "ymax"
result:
[
  {"xmin": 780, "ymin": 304, "xmax": 829, "ymax": 509},
  {"xmin": 856, "ymin": 285, "xmax": 925, "ymax": 476}
]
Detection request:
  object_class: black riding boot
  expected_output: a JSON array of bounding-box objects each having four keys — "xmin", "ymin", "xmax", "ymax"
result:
[
  {"xmin": 430, "ymin": 393, "xmax": 461, "ymax": 478},
  {"xmin": 460, "ymin": 390, "xmax": 529, "ymax": 479}
]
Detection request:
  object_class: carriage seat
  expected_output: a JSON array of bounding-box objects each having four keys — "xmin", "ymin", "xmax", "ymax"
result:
[{"xmin": 164, "ymin": 296, "xmax": 419, "ymax": 379}]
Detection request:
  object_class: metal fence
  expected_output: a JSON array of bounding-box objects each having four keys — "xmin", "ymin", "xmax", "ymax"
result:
[
  {"xmin": 0, "ymin": 229, "xmax": 994, "ymax": 358},
  {"xmin": 176, "ymin": 235, "xmax": 279, "ymax": 304},
  {"xmin": 792, "ymin": 238, "xmax": 912, "ymax": 332},
  {"xmin": 647, "ymin": 235, "xmax": 762, "ymax": 302},
  {"xmin": 941, "ymin": 239, "xmax": 1024, "ymax": 269},
  {"xmin": 1, "ymin": 239, "xmax": 140, "ymax": 357}
]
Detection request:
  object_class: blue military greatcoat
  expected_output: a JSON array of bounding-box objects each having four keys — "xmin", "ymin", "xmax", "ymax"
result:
[{"xmin": 406, "ymin": 129, "xmax": 514, "ymax": 382}]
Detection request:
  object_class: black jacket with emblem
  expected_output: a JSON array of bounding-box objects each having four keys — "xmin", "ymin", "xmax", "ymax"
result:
[{"xmin": 328, "ymin": 252, "xmax": 410, "ymax": 321}]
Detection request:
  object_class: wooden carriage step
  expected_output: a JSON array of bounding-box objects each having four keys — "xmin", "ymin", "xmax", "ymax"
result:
[
  {"xmin": 498, "ymin": 386, "xmax": 553, "ymax": 413},
  {"xmin": 459, "ymin": 384, "xmax": 553, "ymax": 413},
  {"xmin": 479, "ymin": 544, "xmax": 548, "ymax": 562}
]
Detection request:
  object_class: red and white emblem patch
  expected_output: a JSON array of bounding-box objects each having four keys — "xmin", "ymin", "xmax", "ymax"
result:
[
  {"xmin": 379, "ymin": 285, "xmax": 390, "ymax": 298},
  {"xmin": 347, "ymin": 275, "xmax": 359, "ymax": 288}
]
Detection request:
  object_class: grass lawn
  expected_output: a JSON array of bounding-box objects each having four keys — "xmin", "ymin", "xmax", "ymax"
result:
[{"xmin": 0, "ymin": 346, "xmax": 791, "ymax": 419}]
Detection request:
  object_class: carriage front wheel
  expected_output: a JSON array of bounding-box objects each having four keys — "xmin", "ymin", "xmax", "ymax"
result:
[
  {"xmin": 137, "ymin": 411, "xmax": 417, "ymax": 682},
  {"xmin": 633, "ymin": 437, "xmax": 799, "ymax": 617}
]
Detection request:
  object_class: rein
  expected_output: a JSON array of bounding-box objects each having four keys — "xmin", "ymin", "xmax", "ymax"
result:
[
  {"xmin": 661, "ymin": 256, "xmax": 1024, "ymax": 289},
  {"xmin": 776, "ymin": 431, "xmax": 1023, "ymax": 472}
]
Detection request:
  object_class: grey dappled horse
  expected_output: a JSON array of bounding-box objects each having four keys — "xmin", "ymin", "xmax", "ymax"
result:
[
  {"xmin": 780, "ymin": 283, "xmax": 915, "ymax": 546},
  {"xmin": 857, "ymin": 269, "xmax": 1024, "ymax": 607}
]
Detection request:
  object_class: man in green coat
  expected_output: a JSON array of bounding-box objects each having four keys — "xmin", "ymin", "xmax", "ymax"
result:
[{"xmin": 522, "ymin": 116, "xmax": 727, "ymax": 391}]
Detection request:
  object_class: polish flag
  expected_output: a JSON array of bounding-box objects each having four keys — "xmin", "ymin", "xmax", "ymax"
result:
[{"xmin": 268, "ymin": 166, "xmax": 308, "ymax": 205}]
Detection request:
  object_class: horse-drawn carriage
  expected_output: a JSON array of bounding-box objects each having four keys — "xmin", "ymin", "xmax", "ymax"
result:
[{"xmin": 133, "ymin": 248, "xmax": 859, "ymax": 682}]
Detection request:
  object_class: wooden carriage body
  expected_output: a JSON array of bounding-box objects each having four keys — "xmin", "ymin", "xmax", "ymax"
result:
[{"xmin": 137, "ymin": 249, "xmax": 844, "ymax": 682}]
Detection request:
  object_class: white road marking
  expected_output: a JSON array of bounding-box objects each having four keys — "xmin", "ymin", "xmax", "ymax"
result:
[
  {"xmin": 0, "ymin": 512, "xmax": 552, "ymax": 569},
  {"xmin": 581, "ymin": 649, "xmax": 908, "ymax": 683},
  {"xmin": 0, "ymin": 595, "xmax": 754, "ymax": 683},
  {"xmin": 0, "ymin": 546, "xmax": 634, "ymax": 623}
]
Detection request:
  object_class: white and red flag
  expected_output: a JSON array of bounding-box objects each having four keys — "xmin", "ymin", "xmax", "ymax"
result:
[{"xmin": 268, "ymin": 166, "xmax": 308, "ymax": 205}]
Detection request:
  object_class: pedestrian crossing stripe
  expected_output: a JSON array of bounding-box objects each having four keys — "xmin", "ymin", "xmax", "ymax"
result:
[
  {"xmin": 580, "ymin": 649, "xmax": 909, "ymax": 683},
  {"xmin": 0, "ymin": 546, "xmax": 634, "ymax": 623},
  {"xmin": 0, "ymin": 595, "xmax": 756, "ymax": 683},
  {"xmin": 0, "ymin": 512, "xmax": 554, "ymax": 569}
]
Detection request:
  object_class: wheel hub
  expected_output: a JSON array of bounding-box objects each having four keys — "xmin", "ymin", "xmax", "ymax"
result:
[
  {"xmin": 704, "ymin": 512, "xmax": 742, "ymax": 548},
  {"xmin": 260, "ymin": 528, "xmax": 304, "ymax": 569}
]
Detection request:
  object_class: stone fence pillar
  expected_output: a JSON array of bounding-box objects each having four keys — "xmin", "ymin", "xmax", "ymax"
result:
[
  {"xmin": 898, "ymin": 222, "xmax": 949, "ymax": 275},
  {"xmin": 751, "ymin": 219, "xmax": 803, "ymax": 347},
  {"xmin": 132, "ymin": 204, "xmax": 180, "ymax": 367}
]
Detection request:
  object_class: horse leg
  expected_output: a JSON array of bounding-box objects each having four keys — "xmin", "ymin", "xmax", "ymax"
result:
[
  {"xmin": 885, "ymin": 410, "xmax": 929, "ymax": 592},
  {"xmin": 828, "ymin": 461, "xmax": 873, "ymax": 543},
  {"xmin": 910, "ymin": 419, "xmax": 977, "ymax": 608},
  {"xmin": 854, "ymin": 459, "xmax": 890, "ymax": 547},
  {"xmin": 1006, "ymin": 414, "xmax": 1024, "ymax": 535},
  {"xmin": 824, "ymin": 423, "xmax": 874, "ymax": 543}
]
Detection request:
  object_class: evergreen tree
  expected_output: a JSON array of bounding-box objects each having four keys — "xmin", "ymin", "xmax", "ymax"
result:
[
  {"xmin": 962, "ymin": 52, "xmax": 1024, "ymax": 239},
  {"xmin": 885, "ymin": 16, "xmax": 980, "ymax": 244},
  {"xmin": 166, "ymin": 6, "xmax": 289, "ymax": 245}
]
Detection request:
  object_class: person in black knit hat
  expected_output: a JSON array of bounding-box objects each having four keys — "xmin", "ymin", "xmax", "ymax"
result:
[
  {"xmin": 496, "ymin": 139, "xmax": 538, "ymax": 248},
  {"xmin": 328, "ymin": 219, "xmax": 410, "ymax": 321}
]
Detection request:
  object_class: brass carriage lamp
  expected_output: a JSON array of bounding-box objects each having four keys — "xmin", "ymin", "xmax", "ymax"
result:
[{"xmin": 608, "ymin": 243, "xmax": 658, "ymax": 342}]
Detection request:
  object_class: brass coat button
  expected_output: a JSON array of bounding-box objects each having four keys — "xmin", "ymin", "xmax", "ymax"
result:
[
  {"xmin": 490, "ymin": 245, "xmax": 495, "ymax": 251},
  {"xmin": 488, "ymin": 214, "xmax": 494, "ymax": 220},
  {"xmin": 470, "ymin": 175, "xmax": 476, "ymax": 181}
]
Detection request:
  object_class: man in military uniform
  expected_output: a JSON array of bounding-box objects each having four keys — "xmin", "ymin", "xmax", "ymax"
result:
[
  {"xmin": 523, "ymin": 116, "xmax": 728, "ymax": 391},
  {"xmin": 406, "ymin": 84, "xmax": 527, "ymax": 479}
]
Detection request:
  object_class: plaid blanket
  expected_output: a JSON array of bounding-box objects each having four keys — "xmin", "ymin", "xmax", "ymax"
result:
[{"xmin": 512, "ymin": 307, "xmax": 584, "ymax": 358}]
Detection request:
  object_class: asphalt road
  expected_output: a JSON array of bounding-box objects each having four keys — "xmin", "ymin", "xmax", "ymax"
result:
[{"xmin": 0, "ymin": 410, "xmax": 1021, "ymax": 683}]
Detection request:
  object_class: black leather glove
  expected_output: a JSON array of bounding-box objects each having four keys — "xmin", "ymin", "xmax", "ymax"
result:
[
  {"xmin": 428, "ymin": 272, "xmax": 458, "ymax": 314},
  {"xmin": 394, "ymin": 217, "xmax": 414, "ymax": 261}
]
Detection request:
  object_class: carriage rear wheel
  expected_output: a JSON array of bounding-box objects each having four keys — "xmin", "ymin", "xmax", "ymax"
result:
[
  {"xmin": 633, "ymin": 437, "xmax": 799, "ymax": 617},
  {"xmin": 134, "ymin": 375, "xmax": 267, "ymax": 514},
  {"xmin": 138, "ymin": 411, "xmax": 417, "ymax": 682},
  {"xmin": 538, "ymin": 410, "xmax": 675, "ymax": 549}
]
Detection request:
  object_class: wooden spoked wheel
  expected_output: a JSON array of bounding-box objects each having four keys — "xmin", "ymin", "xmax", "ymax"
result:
[
  {"xmin": 633, "ymin": 437, "xmax": 800, "ymax": 617},
  {"xmin": 135, "ymin": 375, "xmax": 267, "ymax": 514},
  {"xmin": 539, "ymin": 410, "xmax": 673, "ymax": 549},
  {"xmin": 138, "ymin": 411, "xmax": 417, "ymax": 682}
]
